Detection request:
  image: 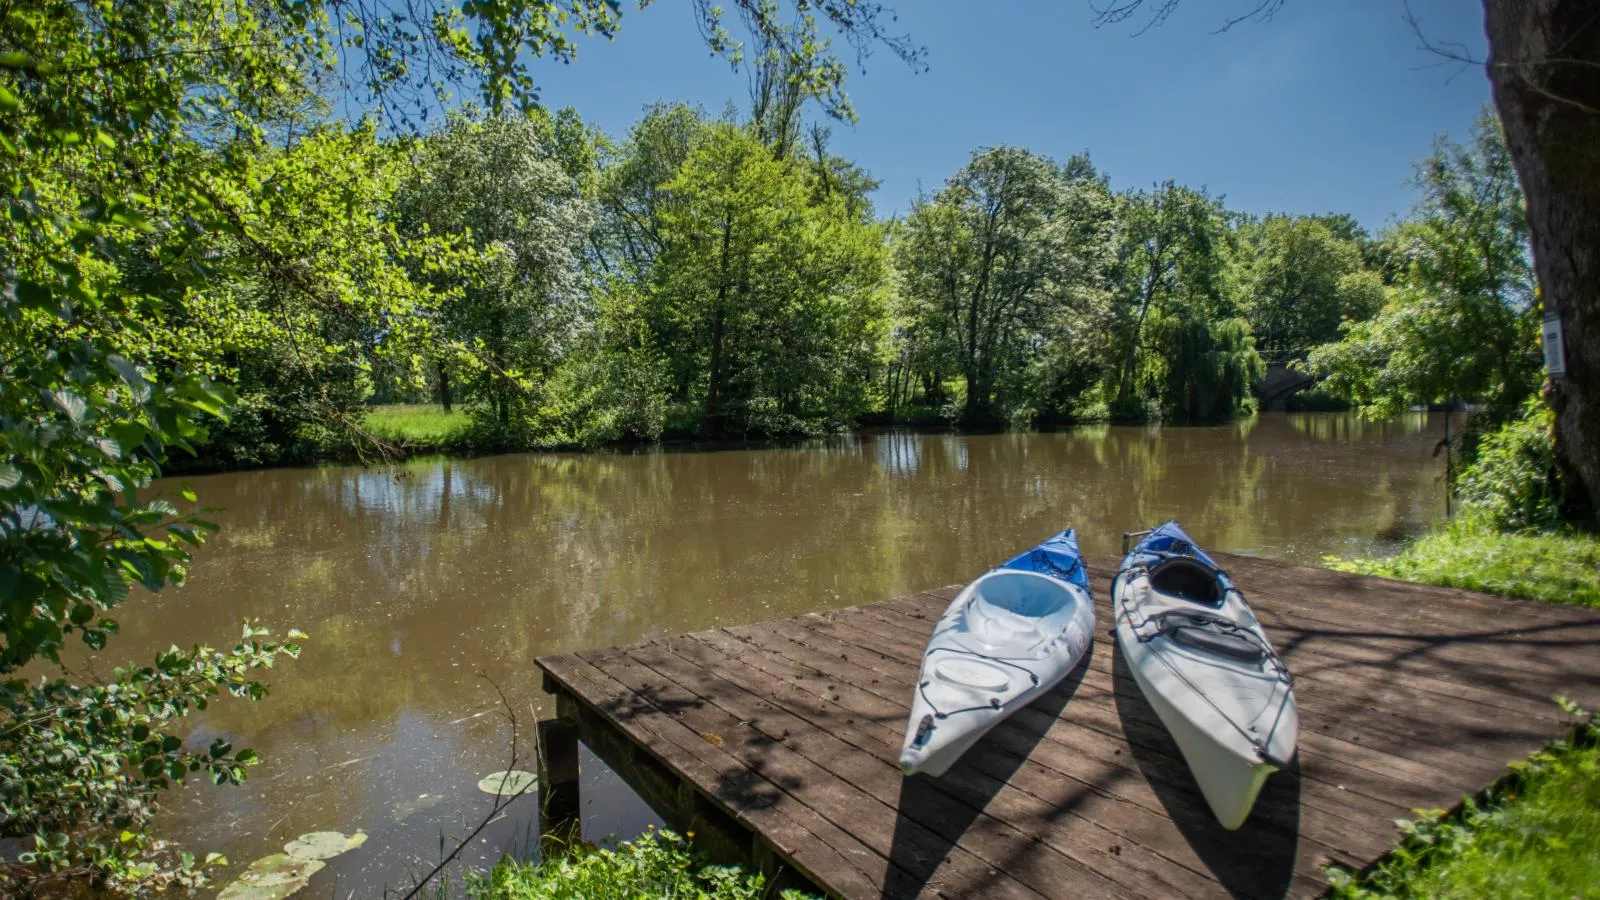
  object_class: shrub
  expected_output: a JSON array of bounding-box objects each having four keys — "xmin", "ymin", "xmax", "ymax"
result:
[
  {"xmin": 471, "ymin": 829, "xmax": 816, "ymax": 900},
  {"xmin": 1454, "ymin": 400, "xmax": 1564, "ymax": 532}
]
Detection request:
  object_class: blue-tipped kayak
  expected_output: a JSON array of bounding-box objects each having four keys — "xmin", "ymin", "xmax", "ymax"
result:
[
  {"xmin": 899, "ymin": 529, "xmax": 1096, "ymax": 777},
  {"xmin": 1113, "ymin": 520, "xmax": 1298, "ymax": 829}
]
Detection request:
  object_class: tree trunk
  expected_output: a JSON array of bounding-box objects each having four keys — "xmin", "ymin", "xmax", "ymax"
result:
[
  {"xmin": 706, "ymin": 307, "xmax": 726, "ymax": 436},
  {"xmin": 437, "ymin": 366, "xmax": 452, "ymax": 414},
  {"xmin": 1484, "ymin": 0, "xmax": 1600, "ymax": 520}
]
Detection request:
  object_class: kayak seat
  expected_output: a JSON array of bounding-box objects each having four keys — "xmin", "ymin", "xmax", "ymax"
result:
[
  {"xmin": 1149, "ymin": 557, "xmax": 1224, "ymax": 607},
  {"xmin": 1168, "ymin": 622, "xmax": 1267, "ymax": 663}
]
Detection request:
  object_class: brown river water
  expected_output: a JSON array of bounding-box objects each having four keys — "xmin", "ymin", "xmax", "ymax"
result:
[{"xmin": 90, "ymin": 413, "xmax": 1453, "ymax": 894}]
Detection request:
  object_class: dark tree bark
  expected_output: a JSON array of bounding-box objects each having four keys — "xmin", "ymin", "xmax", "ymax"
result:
[{"xmin": 1484, "ymin": 0, "xmax": 1600, "ymax": 520}]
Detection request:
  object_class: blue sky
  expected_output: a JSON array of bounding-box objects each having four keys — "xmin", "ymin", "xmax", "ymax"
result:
[{"xmin": 531, "ymin": 0, "xmax": 1490, "ymax": 231}]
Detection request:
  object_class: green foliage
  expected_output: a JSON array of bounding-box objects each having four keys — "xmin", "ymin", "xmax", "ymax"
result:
[
  {"xmin": 1327, "ymin": 709, "xmax": 1600, "ymax": 899},
  {"xmin": 1109, "ymin": 182, "xmax": 1256, "ymax": 421},
  {"xmin": 638, "ymin": 123, "xmax": 889, "ymax": 437},
  {"xmin": 472, "ymin": 829, "xmax": 817, "ymax": 900},
  {"xmin": 1234, "ymin": 214, "xmax": 1382, "ymax": 356},
  {"xmin": 894, "ymin": 148, "xmax": 1116, "ymax": 425},
  {"xmin": 1328, "ymin": 519, "xmax": 1600, "ymax": 607},
  {"xmin": 396, "ymin": 110, "xmax": 598, "ymax": 446},
  {"xmin": 1308, "ymin": 109, "xmax": 1539, "ymax": 419},
  {"xmin": 1149, "ymin": 314, "xmax": 1264, "ymax": 422},
  {"xmin": 1, "ymin": 626, "xmax": 302, "ymax": 892},
  {"xmin": 1455, "ymin": 400, "xmax": 1566, "ymax": 532}
]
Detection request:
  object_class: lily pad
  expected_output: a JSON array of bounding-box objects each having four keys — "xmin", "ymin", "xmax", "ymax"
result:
[
  {"xmin": 284, "ymin": 831, "xmax": 360, "ymax": 861},
  {"xmin": 239, "ymin": 854, "xmax": 325, "ymax": 887},
  {"xmin": 216, "ymin": 879, "xmax": 308, "ymax": 900},
  {"xmin": 345, "ymin": 830, "xmax": 368, "ymax": 851},
  {"xmin": 477, "ymin": 769, "xmax": 538, "ymax": 796}
]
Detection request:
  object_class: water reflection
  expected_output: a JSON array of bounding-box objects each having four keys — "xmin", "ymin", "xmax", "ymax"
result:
[{"xmin": 87, "ymin": 413, "xmax": 1451, "ymax": 894}]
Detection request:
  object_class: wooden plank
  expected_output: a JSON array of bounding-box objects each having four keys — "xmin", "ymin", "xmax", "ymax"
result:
[
  {"xmin": 688, "ymin": 628, "xmax": 1331, "ymax": 897},
  {"xmin": 831, "ymin": 601, "xmax": 1471, "ymax": 814},
  {"xmin": 856, "ymin": 596, "xmax": 1545, "ymax": 772}
]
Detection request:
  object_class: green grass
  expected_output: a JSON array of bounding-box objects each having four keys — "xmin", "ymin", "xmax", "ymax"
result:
[
  {"xmin": 1328, "ymin": 519, "xmax": 1600, "ymax": 607},
  {"xmin": 363, "ymin": 403, "xmax": 470, "ymax": 446},
  {"xmin": 1328, "ymin": 710, "xmax": 1600, "ymax": 899},
  {"xmin": 470, "ymin": 829, "xmax": 813, "ymax": 900}
]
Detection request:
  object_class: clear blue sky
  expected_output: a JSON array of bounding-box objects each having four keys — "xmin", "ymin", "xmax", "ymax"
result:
[{"xmin": 531, "ymin": 0, "xmax": 1490, "ymax": 231}]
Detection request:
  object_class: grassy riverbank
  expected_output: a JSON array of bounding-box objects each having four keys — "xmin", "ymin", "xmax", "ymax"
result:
[
  {"xmin": 1326, "ymin": 520, "xmax": 1600, "ymax": 896},
  {"xmin": 364, "ymin": 404, "xmax": 472, "ymax": 450},
  {"xmin": 470, "ymin": 829, "xmax": 812, "ymax": 899},
  {"xmin": 1329, "ymin": 519, "xmax": 1600, "ymax": 607}
]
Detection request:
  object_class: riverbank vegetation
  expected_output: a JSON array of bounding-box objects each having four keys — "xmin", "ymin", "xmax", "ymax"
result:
[
  {"xmin": 3, "ymin": 5, "xmax": 1534, "ymax": 471},
  {"xmin": 471, "ymin": 829, "xmax": 813, "ymax": 900},
  {"xmin": 168, "ymin": 98, "xmax": 1534, "ymax": 469}
]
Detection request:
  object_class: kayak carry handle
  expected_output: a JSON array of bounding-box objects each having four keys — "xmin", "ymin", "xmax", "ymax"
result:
[{"xmin": 1121, "ymin": 529, "xmax": 1153, "ymax": 556}]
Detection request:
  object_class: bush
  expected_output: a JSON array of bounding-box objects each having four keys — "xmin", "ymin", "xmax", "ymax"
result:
[
  {"xmin": 471, "ymin": 829, "xmax": 815, "ymax": 900},
  {"xmin": 1454, "ymin": 400, "xmax": 1564, "ymax": 532}
]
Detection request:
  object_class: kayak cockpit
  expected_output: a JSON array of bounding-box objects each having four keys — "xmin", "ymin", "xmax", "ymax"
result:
[
  {"xmin": 952, "ymin": 570, "xmax": 1080, "ymax": 660},
  {"xmin": 1147, "ymin": 556, "xmax": 1225, "ymax": 607}
]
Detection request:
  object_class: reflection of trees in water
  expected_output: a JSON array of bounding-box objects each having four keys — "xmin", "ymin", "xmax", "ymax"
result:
[{"xmin": 1284, "ymin": 410, "xmax": 1433, "ymax": 443}]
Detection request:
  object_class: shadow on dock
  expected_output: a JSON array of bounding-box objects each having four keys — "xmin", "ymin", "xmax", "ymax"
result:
[
  {"xmin": 882, "ymin": 646, "xmax": 1091, "ymax": 900},
  {"xmin": 1112, "ymin": 645, "xmax": 1300, "ymax": 899}
]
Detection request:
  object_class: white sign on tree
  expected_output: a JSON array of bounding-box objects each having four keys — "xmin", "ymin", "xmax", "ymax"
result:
[{"xmin": 1543, "ymin": 314, "xmax": 1567, "ymax": 377}]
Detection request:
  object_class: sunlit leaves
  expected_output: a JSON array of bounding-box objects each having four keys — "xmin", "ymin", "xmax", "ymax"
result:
[{"xmin": 1307, "ymin": 109, "xmax": 1539, "ymax": 419}]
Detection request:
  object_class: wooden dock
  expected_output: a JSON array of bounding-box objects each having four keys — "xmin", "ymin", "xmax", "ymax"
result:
[{"xmin": 534, "ymin": 555, "xmax": 1600, "ymax": 899}]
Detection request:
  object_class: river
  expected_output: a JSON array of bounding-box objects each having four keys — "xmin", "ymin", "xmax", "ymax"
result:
[{"xmin": 103, "ymin": 413, "xmax": 1452, "ymax": 893}]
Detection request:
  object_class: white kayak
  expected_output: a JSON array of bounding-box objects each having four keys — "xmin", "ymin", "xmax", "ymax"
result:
[
  {"xmin": 899, "ymin": 529, "xmax": 1096, "ymax": 778},
  {"xmin": 1113, "ymin": 521, "xmax": 1298, "ymax": 829}
]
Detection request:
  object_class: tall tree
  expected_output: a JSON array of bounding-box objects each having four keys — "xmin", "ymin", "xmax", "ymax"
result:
[
  {"xmin": 643, "ymin": 124, "xmax": 888, "ymax": 436},
  {"xmin": 1483, "ymin": 0, "xmax": 1600, "ymax": 519},
  {"xmin": 396, "ymin": 111, "xmax": 598, "ymax": 438},
  {"xmin": 896, "ymin": 147, "xmax": 1111, "ymax": 424},
  {"xmin": 1108, "ymin": 182, "xmax": 1228, "ymax": 411}
]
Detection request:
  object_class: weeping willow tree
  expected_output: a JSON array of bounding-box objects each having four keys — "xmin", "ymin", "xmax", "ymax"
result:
[{"xmin": 1151, "ymin": 314, "xmax": 1265, "ymax": 422}]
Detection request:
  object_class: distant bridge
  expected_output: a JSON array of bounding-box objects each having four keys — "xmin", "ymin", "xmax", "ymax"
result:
[{"xmin": 1255, "ymin": 352, "xmax": 1319, "ymax": 411}]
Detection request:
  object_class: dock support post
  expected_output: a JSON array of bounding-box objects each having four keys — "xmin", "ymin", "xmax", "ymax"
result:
[{"xmin": 537, "ymin": 678, "xmax": 581, "ymax": 855}]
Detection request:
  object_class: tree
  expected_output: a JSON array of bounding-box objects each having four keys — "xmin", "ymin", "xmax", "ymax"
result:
[
  {"xmin": 396, "ymin": 111, "xmax": 598, "ymax": 442},
  {"xmin": 1307, "ymin": 111, "xmax": 1538, "ymax": 420},
  {"xmin": 1107, "ymin": 182, "xmax": 1231, "ymax": 415},
  {"xmin": 1091, "ymin": 0, "xmax": 1600, "ymax": 518},
  {"xmin": 641, "ymin": 124, "xmax": 889, "ymax": 436},
  {"xmin": 896, "ymin": 147, "xmax": 1113, "ymax": 425},
  {"xmin": 1236, "ymin": 214, "xmax": 1383, "ymax": 357},
  {"xmin": 1483, "ymin": 0, "xmax": 1600, "ymax": 521}
]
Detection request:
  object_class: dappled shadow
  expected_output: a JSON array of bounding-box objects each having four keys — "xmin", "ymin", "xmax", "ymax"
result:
[
  {"xmin": 1111, "ymin": 644, "xmax": 1301, "ymax": 900},
  {"xmin": 881, "ymin": 644, "xmax": 1091, "ymax": 900}
]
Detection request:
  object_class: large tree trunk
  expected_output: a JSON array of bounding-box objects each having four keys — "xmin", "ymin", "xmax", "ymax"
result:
[{"xmin": 1484, "ymin": 0, "xmax": 1600, "ymax": 520}]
